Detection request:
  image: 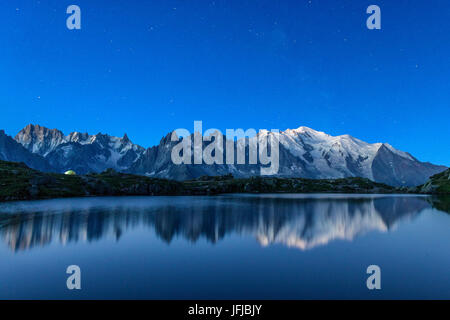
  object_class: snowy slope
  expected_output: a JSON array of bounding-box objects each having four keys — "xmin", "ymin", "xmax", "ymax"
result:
[
  {"xmin": 12, "ymin": 124, "xmax": 447, "ymax": 186},
  {"xmin": 15, "ymin": 125, "xmax": 145, "ymax": 174}
]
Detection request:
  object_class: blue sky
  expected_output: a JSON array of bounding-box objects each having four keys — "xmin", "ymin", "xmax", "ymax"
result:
[{"xmin": 0, "ymin": 0, "xmax": 449, "ymax": 165}]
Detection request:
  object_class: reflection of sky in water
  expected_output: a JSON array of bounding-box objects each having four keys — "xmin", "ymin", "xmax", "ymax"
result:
[{"xmin": 0, "ymin": 194, "xmax": 449, "ymax": 299}]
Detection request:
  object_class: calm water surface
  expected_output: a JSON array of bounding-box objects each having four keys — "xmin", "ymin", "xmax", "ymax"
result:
[{"xmin": 0, "ymin": 194, "xmax": 448, "ymax": 299}]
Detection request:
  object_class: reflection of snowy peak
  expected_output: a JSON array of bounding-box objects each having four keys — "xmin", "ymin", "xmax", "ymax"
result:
[
  {"xmin": 14, "ymin": 124, "xmax": 145, "ymax": 174},
  {"xmin": 255, "ymin": 200, "xmax": 387, "ymax": 250},
  {"xmin": 0, "ymin": 195, "xmax": 428, "ymax": 252},
  {"xmin": 251, "ymin": 195, "xmax": 426, "ymax": 250}
]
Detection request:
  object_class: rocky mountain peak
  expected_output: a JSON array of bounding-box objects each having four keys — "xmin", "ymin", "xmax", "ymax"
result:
[
  {"xmin": 3, "ymin": 124, "xmax": 447, "ymax": 186},
  {"xmin": 0, "ymin": 129, "xmax": 53, "ymax": 172},
  {"xmin": 160, "ymin": 131, "xmax": 176, "ymax": 145},
  {"xmin": 15, "ymin": 124, "xmax": 66, "ymax": 156}
]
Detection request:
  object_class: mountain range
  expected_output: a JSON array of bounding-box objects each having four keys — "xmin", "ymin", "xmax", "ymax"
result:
[{"xmin": 0, "ymin": 124, "xmax": 446, "ymax": 186}]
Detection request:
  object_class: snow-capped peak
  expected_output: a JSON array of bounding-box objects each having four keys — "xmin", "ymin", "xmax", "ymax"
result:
[
  {"xmin": 11, "ymin": 124, "xmax": 446, "ymax": 186},
  {"xmin": 294, "ymin": 126, "xmax": 328, "ymax": 135},
  {"xmin": 14, "ymin": 125, "xmax": 145, "ymax": 173}
]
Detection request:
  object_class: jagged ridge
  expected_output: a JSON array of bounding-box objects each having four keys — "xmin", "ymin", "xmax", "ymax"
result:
[{"xmin": 0, "ymin": 124, "xmax": 446, "ymax": 186}]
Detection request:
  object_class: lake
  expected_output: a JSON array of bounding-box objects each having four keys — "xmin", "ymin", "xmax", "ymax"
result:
[{"xmin": 0, "ymin": 194, "xmax": 448, "ymax": 299}]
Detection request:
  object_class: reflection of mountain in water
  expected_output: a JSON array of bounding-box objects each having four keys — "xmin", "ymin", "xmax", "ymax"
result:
[
  {"xmin": 428, "ymin": 196, "xmax": 450, "ymax": 215},
  {"xmin": 0, "ymin": 195, "xmax": 433, "ymax": 252}
]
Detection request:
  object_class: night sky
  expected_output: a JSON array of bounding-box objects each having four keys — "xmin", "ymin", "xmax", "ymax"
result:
[{"xmin": 1, "ymin": 0, "xmax": 449, "ymax": 165}]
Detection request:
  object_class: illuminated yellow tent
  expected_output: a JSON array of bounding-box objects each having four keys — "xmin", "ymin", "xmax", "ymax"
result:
[{"xmin": 64, "ymin": 170, "xmax": 77, "ymax": 176}]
